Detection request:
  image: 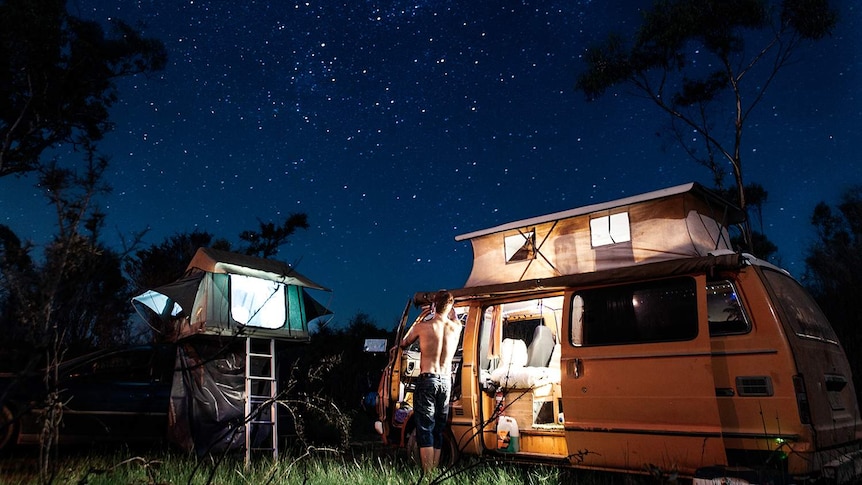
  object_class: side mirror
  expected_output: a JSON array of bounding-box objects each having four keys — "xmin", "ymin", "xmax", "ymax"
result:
[{"xmin": 363, "ymin": 339, "xmax": 388, "ymax": 353}]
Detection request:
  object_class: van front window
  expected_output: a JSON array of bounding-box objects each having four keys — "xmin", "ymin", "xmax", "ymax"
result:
[{"xmin": 707, "ymin": 280, "xmax": 751, "ymax": 336}]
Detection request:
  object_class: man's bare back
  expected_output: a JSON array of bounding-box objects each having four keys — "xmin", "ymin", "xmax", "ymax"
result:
[{"xmin": 401, "ymin": 302, "xmax": 462, "ymax": 375}]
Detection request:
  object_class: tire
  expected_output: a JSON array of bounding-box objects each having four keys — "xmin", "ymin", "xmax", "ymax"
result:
[
  {"xmin": 0, "ymin": 404, "xmax": 19, "ymax": 452},
  {"xmin": 405, "ymin": 427, "xmax": 459, "ymax": 469}
]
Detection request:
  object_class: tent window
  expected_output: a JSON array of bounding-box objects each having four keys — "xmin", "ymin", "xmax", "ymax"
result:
[
  {"xmin": 590, "ymin": 212, "xmax": 630, "ymax": 247},
  {"xmin": 505, "ymin": 230, "xmax": 536, "ymax": 263},
  {"xmin": 229, "ymin": 274, "xmax": 286, "ymax": 329}
]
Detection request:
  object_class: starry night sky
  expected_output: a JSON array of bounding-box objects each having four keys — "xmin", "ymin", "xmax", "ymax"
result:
[{"xmin": 1, "ymin": 1, "xmax": 860, "ymax": 328}]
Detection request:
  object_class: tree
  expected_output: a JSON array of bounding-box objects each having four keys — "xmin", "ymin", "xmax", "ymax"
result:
[
  {"xmin": 239, "ymin": 213, "xmax": 310, "ymax": 258},
  {"xmin": 716, "ymin": 182, "xmax": 778, "ymax": 260},
  {"xmin": 803, "ymin": 186, "xmax": 862, "ymax": 399},
  {"xmin": 123, "ymin": 230, "xmax": 229, "ymax": 295},
  {"xmin": 575, "ymin": 0, "xmax": 838, "ymax": 243},
  {"xmin": 0, "ymin": 0, "xmax": 167, "ymax": 177},
  {"xmin": 0, "ymin": 148, "xmax": 133, "ymax": 355},
  {"xmin": 292, "ymin": 312, "xmax": 391, "ymax": 444},
  {"xmin": 125, "ymin": 214, "xmax": 311, "ymax": 297},
  {"xmin": 0, "ymin": 146, "xmax": 136, "ymax": 481}
]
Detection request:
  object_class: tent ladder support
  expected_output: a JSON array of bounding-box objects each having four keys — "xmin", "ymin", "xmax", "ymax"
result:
[{"xmin": 245, "ymin": 337, "xmax": 278, "ymax": 466}]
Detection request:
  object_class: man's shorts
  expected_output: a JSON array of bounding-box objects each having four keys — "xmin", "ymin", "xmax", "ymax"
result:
[{"xmin": 413, "ymin": 373, "xmax": 451, "ymax": 449}]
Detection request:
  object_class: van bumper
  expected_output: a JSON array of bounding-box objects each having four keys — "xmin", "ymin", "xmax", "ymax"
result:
[
  {"xmin": 822, "ymin": 448, "xmax": 862, "ymax": 484},
  {"xmin": 694, "ymin": 448, "xmax": 862, "ymax": 485},
  {"xmin": 692, "ymin": 466, "xmax": 776, "ymax": 485}
]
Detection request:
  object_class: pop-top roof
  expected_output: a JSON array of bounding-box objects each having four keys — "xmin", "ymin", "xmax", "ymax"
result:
[{"xmin": 455, "ymin": 182, "xmax": 745, "ymax": 287}]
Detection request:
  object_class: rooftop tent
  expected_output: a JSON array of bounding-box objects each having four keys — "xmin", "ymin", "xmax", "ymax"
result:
[
  {"xmin": 132, "ymin": 247, "xmax": 331, "ymax": 342},
  {"xmin": 455, "ymin": 182, "xmax": 746, "ymax": 287}
]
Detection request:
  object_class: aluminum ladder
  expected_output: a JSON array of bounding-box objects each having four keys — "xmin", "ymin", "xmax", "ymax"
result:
[{"xmin": 245, "ymin": 337, "xmax": 278, "ymax": 465}]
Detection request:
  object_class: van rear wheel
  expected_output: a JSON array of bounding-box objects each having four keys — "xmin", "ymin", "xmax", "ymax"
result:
[
  {"xmin": 405, "ymin": 428, "xmax": 459, "ymax": 468},
  {"xmin": 0, "ymin": 404, "xmax": 18, "ymax": 451}
]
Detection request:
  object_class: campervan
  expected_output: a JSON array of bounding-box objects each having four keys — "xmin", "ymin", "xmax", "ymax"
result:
[{"xmin": 372, "ymin": 183, "xmax": 862, "ymax": 483}]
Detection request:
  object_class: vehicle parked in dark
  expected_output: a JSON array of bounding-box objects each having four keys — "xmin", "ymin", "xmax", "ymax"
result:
[{"xmin": 0, "ymin": 344, "xmax": 175, "ymax": 451}]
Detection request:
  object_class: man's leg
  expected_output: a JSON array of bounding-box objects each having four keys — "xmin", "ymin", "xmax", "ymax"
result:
[
  {"xmin": 413, "ymin": 378, "xmax": 437, "ymax": 473},
  {"xmin": 420, "ymin": 446, "xmax": 435, "ymax": 472}
]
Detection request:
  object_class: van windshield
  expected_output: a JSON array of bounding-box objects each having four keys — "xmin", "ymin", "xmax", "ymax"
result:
[{"xmin": 762, "ymin": 269, "xmax": 839, "ymax": 344}]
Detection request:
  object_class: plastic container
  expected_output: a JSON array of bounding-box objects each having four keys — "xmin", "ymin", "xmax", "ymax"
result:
[{"xmin": 496, "ymin": 416, "xmax": 520, "ymax": 453}]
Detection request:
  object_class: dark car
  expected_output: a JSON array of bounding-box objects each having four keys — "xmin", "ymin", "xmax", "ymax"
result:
[{"xmin": 0, "ymin": 344, "xmax": 175, "ymax": 451}]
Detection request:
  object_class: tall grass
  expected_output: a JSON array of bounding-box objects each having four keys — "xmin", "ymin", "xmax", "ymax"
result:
[{"xmin": 0, "ymin": 446, "xmax": 630, "ymax": 485}]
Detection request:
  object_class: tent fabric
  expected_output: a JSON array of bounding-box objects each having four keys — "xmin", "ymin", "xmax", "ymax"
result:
[
  {"xmin": 131, "ymin": 273, "xmax": 206, "ymax": 339},
  {"xmin": 456, "ymin": 182, "xmax": 745, "ymax": 287},
  {"xmin": 167, "ymin": 338, "xmax": 250, "ymax": 455},
  {"xmin": 186, "ymin": 247, "xmax": 330, "ymax": 291},
  {"xmin": 131, "ymin": 248, "xmax": 331, "ymax": 342},
  {"xmin": 303, "ymin": 289, "xmax": 332, "ymax": 321}
]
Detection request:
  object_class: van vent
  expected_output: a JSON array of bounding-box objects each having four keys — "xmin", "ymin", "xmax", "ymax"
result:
[{"xmin": 736, "ymin": 376, "xmax": 773, "ymax": 397}]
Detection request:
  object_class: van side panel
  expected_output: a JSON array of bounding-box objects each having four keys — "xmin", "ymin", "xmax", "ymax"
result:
[
  {"xmin": 709, "ymin": 268, "xmax": 813, "ymax": 473},
  {"xmin": 560, "ymin": 275, "xmax": 728, "ymax": 475}
]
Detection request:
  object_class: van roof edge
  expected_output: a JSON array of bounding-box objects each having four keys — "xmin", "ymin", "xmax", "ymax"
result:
[
  {"xmin": 454, "ymin": 182, "xmax": 742, "ymax": 242},
  {"xmin": 413, "ymin": 252, "xmax": 743, "ymax": 305}
]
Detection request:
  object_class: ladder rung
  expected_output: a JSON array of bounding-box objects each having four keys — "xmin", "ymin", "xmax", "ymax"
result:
[
  {"xmin": 247, "ymin": 375, "xmax": 275, "ymax": 381},
  {"xmin": 245, "ymin": 337, "xmax": 278, "ymax": 465}
]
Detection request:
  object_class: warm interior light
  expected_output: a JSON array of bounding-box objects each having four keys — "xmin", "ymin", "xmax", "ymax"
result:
[{"xmin": 230, "ymin": 274, "xmax": 286, "ymax": 328}]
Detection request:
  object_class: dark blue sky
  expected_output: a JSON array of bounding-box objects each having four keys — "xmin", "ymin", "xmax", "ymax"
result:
[{"xmin": 1, "ymin": 1, "xmax": 859, "ymax": 328}]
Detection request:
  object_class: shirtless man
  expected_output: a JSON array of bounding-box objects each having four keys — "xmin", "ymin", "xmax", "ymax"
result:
[{"xmin": 399, "ymin": 290, "xmax": 463, "ymax": 473}]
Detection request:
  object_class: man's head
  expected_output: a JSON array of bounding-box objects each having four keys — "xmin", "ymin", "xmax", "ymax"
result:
[{"xmin": 433, "ymin": 290, "xmax": 454, "ymax": 313}]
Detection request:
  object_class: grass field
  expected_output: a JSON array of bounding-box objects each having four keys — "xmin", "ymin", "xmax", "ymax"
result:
[{"xmin": 0, "ymin": 443, "xmax": 640, "ymax": 485}]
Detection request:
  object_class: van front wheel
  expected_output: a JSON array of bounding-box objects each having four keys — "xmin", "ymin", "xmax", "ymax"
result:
[{"xmin": 405, "ymin": 428, "xmax": 459, "ymax": 469}]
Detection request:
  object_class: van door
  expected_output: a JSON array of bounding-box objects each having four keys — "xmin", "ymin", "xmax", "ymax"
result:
[
  {"xmin": 378, "ymin": 299, "xmax": 413, "ymax": 441},
  {"xmin": 561, "ymin": 275, "xmax": 728, "ymax": 476}
]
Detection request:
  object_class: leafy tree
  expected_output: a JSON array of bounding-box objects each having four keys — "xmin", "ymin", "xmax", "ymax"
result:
[
  {"xmin": 0, "ymin": 226, "xmax": 38, "ymax": 359},
  {"xmin": 125, "ymin": 215, "xmax": 311, "ymax": 296},
  {"xmin": 575, "ymin": 0, "xmax": 838, "ymax": 243},
  {"xmin": 0, "ymin": 0, "xmax": 167, "ymax": 177},
  {"xmin": 803, "ymin": 186, "xmax": 862, "ymax": 398},
  {"xmin": 716, "ymin": 183, "xmax": 778, "ymax": 260},
  {"xmin": 239, "ymin": 213, "xmax": 310, "ymax": 259},
  {"xmin": 0, "ymin": 146, "xmax": 134, "ymax": 481},
  {"xmin": 292, "ymin": 312, "xmax": 391, "ymax": 444},
  {"xmin": 0, "ymin": 2, "xmax": 165, "ymax": 476},
  {"xmin": 0, "ymin": 148, "xmax": 132, "ymax": 356},
  {"xmin": 123, "ymin": 230, "xmax": 229, "ymax": 295}
]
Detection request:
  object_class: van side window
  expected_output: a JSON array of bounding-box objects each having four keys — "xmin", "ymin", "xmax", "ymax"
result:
[
  {"xmin": 761, "ymin": 269, "xmax": 840, "ymax": 345},
  {"xmin": 707, "ymin": 280, "xmax": 751, "ymax": 336},
  {"xmin": 570, "ymin": 278, "xmax": 698, "ymax": 346}
]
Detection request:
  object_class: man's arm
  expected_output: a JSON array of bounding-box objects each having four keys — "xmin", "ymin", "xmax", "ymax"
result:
[{"xmin": 400, "ymin": 324, "xmax": 419, "ymax": 349}]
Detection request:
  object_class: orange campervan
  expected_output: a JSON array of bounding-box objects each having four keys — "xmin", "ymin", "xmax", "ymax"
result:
[{"xmin": 371, "ymin": 183, "xmax": 862, "ymax": 484}]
